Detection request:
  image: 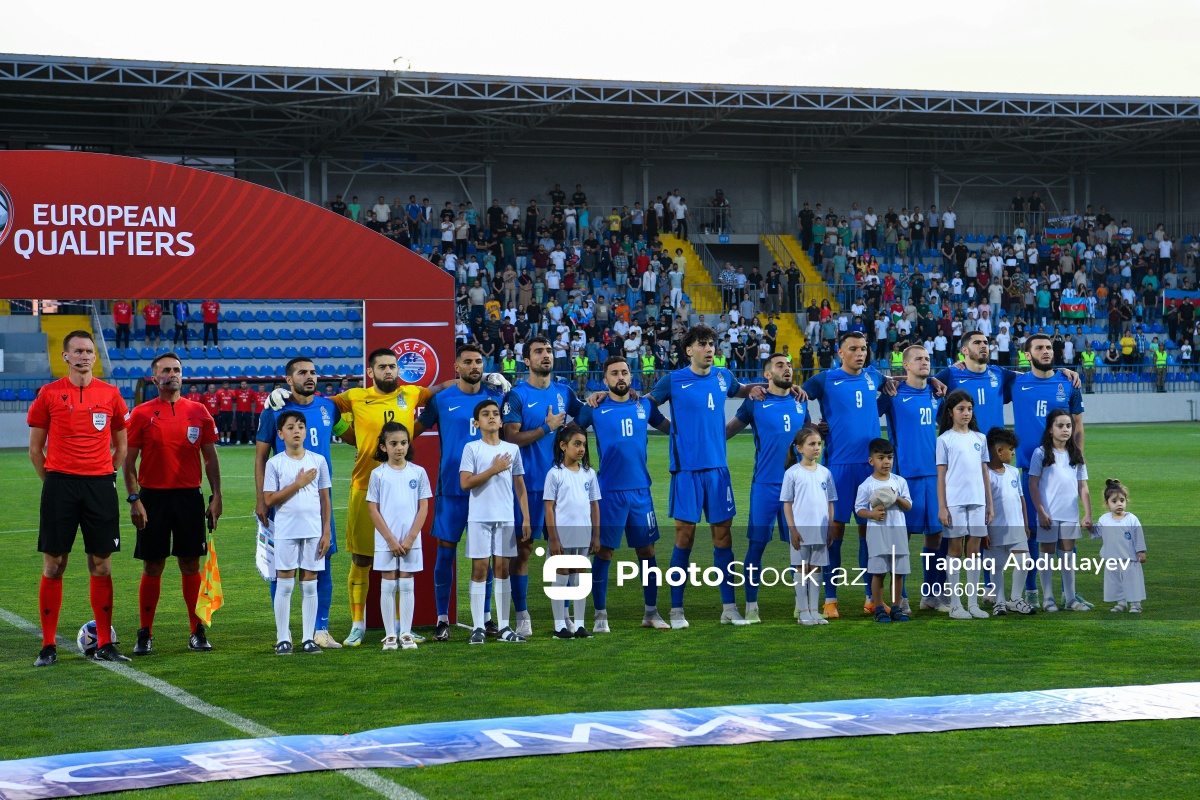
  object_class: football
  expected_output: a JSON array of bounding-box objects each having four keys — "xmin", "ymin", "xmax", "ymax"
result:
[
  {"xmin": 76, "ymin": 620, "xmax": 119, "ymax": 657},
  {"xmin": 869, "ymin": 486, "xmax": 898, "ymax": 509}
]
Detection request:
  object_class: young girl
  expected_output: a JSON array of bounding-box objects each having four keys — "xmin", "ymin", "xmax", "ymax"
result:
[
  {"xmin": 544, "ymin": 424, "xmax": 601, "ymax": 639},
  {"xmin": 780, "ymin": 427, "xmax": 837, "ymax": 626},
  {"xmin": 367, "ymin": 422, "xmax": 432, "ymax": 651},
  {"xmin": 1092, "ymin": 479, "xmax": 1146, "ymax": 612},
  {"xmin": 1028, "ymin": 408, "xmax": 1092, "ymax": 612},
  {"xmin": 935, "ymin": 390, "xmax": 993, "ymax": 621}
]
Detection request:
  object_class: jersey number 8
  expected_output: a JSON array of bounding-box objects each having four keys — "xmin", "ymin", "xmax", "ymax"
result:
[{"xmin": 310, "ymin": 427, "xmax": 320, "ymax": 448}]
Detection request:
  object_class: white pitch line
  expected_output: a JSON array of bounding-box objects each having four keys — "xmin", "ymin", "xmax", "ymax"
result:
[{"xmin": 0, "ymin": 607, "xmax": 427, "ymax": 800}]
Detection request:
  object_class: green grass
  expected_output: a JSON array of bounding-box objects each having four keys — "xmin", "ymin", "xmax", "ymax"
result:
[{"xmin": 1, "ymin": 423, "xmax": 1199, "ymax": 799}]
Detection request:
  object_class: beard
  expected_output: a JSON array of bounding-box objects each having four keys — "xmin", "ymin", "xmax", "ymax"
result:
[
  {"xmin": 530, "ymin": 362, "xmax": 553, "ymax": 377},
  {"xmin": 460, "ymin": 371, "xmax": 482, "ymax": 385},
  {"xmin": 292, "ymin": 380, "xmax": 316, "ymax": 397},
  {"xmin": 771, "ymin": 376, "xmax": 793, "ymax": 391},
  {"xmin": 375, "ymin": 377, "xmax": 399, "ymax": 394},
  {"xmin": 609, "ymin": 381, "xmax": 630, "ymax": 396}
]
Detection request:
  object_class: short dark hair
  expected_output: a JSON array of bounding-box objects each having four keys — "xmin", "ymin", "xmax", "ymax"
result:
[
  {"xmin": 961, "ymin": 330, "xmax": 988, "ymax": 348},
  {"xmin": 525, "ymin": 336, "xmax": 552, "ymax": 357},
  {"xmin": 838, "ymin": 331, "xmax": 867, "ymax": 347},
  {"xmin": 1024, "ymin": 333, "xmax": 1052, "ymax": 351},
  {"xmin": 62, "ymin": 330, "xmax": 94, "ymax": 351},
  {"xmin": 765, "ymin": 352, "xmax": 789, "ymax": 365},
  {"xmin": 276, "ymin": 410, "xmax": 306, "ymax": 431},
  {"xmin": 473, "ymin": 398, "xmax": 500, "ymax": 420},
  {"xmin": 150, "ymin": 351, "xmax": 181, "ymax": 372},
  {"xmin": 681, "ymin": 325, "xmax": 716, "ymax": 350},
  {"xmin": 368, "ymin": 347, "xmax": 397, "ymax": 367},
  {"xmin": 987, "ymin": 426, "xmax": 1018, "ymax": 451},
  {"xmin": 285, "ymin": 356, "xmax": 315, "ymax": 376},
  {"xmin": 602, "ymin": 356, "xmax": 628, "ymax": 375},
  {"xmin": 456, "ymin": 343, "xmax": 484, "ymax": 359},
  {"xmin": 868, "ymin": 437, "xmax": 894, "ymax": 456}
]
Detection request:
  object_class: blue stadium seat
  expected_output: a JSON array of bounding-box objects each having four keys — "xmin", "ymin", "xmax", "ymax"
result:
[
  {"xmin": 346, "ymin": 346, "xmax": 363, "ymax": 358},
  {"xmin": 257, "ymin": 328, "xmax": 273, "ymax": 340},
  {"xmin": 273, "ymin": 365, "xmax": 286, "ymax": 376},
  {"xmin": 252, "ymin": 346, "xmax": 268, "ymax": 359},
  {"xmin": 337, "ymin": 327, "xmax": 353, "ymax": 339},
  {"xmin": 284, "ymin": 346, "xmax": 300, "ymax": 359},
  {"xmin": 346, "ymin": 309, "xmax": 362, "ymax": 322},
  {"xmin": 315, "ymin": 346, "xmax": 331, "ymax": 358},
  {"xmin": 221, "ymin": 347, "xmax": 236, "ymax": 359},
  {"xmin": 190, "ymin": 311, "xmax": 203, "ymax": 322},
  {"xmin": 240, "ymin": 310, "xmax": 255, "ymax": 322},
  {"xmin": 286, "ymin": 310, "xmax": 301, "ymax": 322},
  {"xmin": 319, "ymin": 364, "xmax": 335, "ymax": 376},
  {"xmin": 136, "ymin": 347, "xmax": 153, "ymax": 360},
  {"xmin": 331, "ymin": 310, "xmax": 347, "ymax": 322},
  {"xmin": 337, "ymin": 364, "xmax": 354, "ymax": 375},
  {"xmin": 223, "ymin": 311, "xmax": 238, "ymax": 323},
  {"xmin": 237, "ymin": 346, "xmax": 252, "ymax": 359},
  {"xmin": 299, "ymin": 347, "xmax": 314, "ymax": 358},
  {"xmin": 182, "ymin": 366, "xmax": 194, "ymax": 378},
  {"xmin": 212, "ymin": 366, "xmax": 227, "ymax": 378},
  {"xmin": 185, "ymin": 347, "xmax": 202, "ymax": 359},
  {"xmin": 323, "ymin": 328, "xmax": 338, "ymax": 339},
  {"xmin": 301, "ymin": 310, "xmax": 317, "ymax": 323},
  {"xmin": 231, "ymin": 328, "xmax": 247, "ymax": 341},
  {"xmin": 256, "ymin": 310, "xmax": 271, "ymax": 322},
  {"xmin": 108, "ymin": 348, "xmax": 124, "ymax": 361},
  {"xmin": 278, "ymin": 328, "xmax": 293, "ymax": 340},
  {"xmin": 243, "ymin": 366, "xmax": 258, "ymax": 378},
  {"xmin": 208, "ymin": 347, "xmax": 223, "ymax": 359},
  {"xmin": 307, "ymin": 328, "xmax": 323, "ymax": 340},
  {"xmin": 134, "ymin": 329, "xmax": 147, "ymax": 341},
  {"xmin": 123, "ymin": 347, "xmax": 138, "ymax": 359},
  {"xmin": 268, "ymin": 346, "xmax": 284, "ymax": 359},
  {"xmin": 271, "ymin": 310, "xmax": 286, "ymax": 322},
  {"xmin": 103, "ymin": 328, "xmax": 116, "ymax": 340},
  {"xmin": 129, "ymin": 366, "xmax": 145, "ymax": 378},
  {"xmin": 317, "ymin": 310, "xmax": 332, "ymax": 322},
  {"xmin": 18, "ymin": 388, "xmax": 35, "ymax": 402},
  {"xmin": 330, "ymin": 346, "xmax": 346, "ymax": 358},
  {"xmin": 352, "ymin": 327, "xmax": 364, "ymax": 339},
  {"xmin": 292, "ymin": 328, "xmax": 306, "ymax": 340},
  {"xmin": 111, "ymin": 366, "xmax": 128, "ymax": 378},
  {"xmin": 120, "ymin": 386, "xmax": 134, "ymax": 400},
  {"xmin": 0, "ymin": 388, "xmax": 16, "ymax": 402},
  {"xmin": 194, "ymin": 366, "xmax": 210, "ymax": 378}
]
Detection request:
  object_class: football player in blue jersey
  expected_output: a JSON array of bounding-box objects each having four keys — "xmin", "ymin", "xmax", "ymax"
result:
[
  {"xmin": 501, "ymin": 337, "xmax": 588, "ymax": 638},
  {"xmin": 877, "ymin": 345, "xmax": 946, "ymax": 614},
  {"xmin": 723, "ymin": 353, "xmax": 809, "ymax": 623},
  {"xmin": 1011, "ymin": 333, "xmax": 1089, "ymax": 608},
  {"xmin": 646, "ymin": 325, "xmax": 799, "ymax": 629},
  {"xmin": 254, "ymin": 357, "xmax": 346, "ymax": 650},
  {"xmin": 414, "ymin": 344, "xmax": 503, "ymax": 642},
  {"xmin": 574, "ymin": 356, "xmax": 673, "ymax": 632}
]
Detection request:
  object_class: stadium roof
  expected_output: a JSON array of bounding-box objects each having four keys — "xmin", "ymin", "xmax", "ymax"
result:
[{"xmin": 4, "ymin": 53, "xmax": 1200, "ymax": 170}]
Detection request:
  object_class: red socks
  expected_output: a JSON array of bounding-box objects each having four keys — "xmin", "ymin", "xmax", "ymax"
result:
[
  {"xmin": 89, "ymin": 575, "xmax": 114, "ymax": 647},
  {"xmin": 139, "ymin": 574, "xmax": 162, "ymax": 632},
  {"xmin": 38, "ymin": 576, "xmax": 63, "ymax": 647},
  {"xmin": 182, "ymin": 573, "xmax": 202, "ymax": 633}
]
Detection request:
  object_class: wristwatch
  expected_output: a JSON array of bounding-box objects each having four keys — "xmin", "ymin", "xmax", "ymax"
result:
[{"xmin": 127, "ymin": 493, "xmax": 140, "ymax": 504}]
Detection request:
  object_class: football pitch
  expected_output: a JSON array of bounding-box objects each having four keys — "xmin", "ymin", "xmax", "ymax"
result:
[{"xmin": 1, "ymin": 423, "xmax": 1198, "ymax": 799}]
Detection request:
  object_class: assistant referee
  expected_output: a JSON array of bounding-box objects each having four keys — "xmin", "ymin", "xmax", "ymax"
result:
[
  {"xmin": 123, "ymin": 352, "xmax": 223, "ymax": 656},
  {"xmin": 29, "ymin": 330, "xmax": 130, "ymax": 666}
]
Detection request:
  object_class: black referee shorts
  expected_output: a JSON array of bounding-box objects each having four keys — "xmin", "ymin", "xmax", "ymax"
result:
[
  {"xmin": 39, "ymin": 472, "xmax": 121, "ymax": 555},
  {"xmin": 135, "ymin": 487, "xmax": 208, "ymax": 562}
]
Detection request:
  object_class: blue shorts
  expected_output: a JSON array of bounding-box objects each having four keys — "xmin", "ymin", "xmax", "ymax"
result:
[
  {"xmin": 903, "ymin": 475, "xmax": 942, "ymax": 535},
  {"xmin": 829, "ymin": 462, "xmax": 875, "ymax": 524},
  {"xmin": 514, "ymin": 489, "xmax": 546, "ymax": 540},
  {"xmin": 432, "ymin": 495, "xmax": 469, "ymax": 544},
  {"xmin": 598, "ymin": 488, "xmax": 660, "ymax": 550},
  {"xmin": 669, "ymin": 467, "xmax": 735, "ymax": 525},
  {"xmin": 747, "ymin": 482, "xmax": 788, "ymax": 543}
]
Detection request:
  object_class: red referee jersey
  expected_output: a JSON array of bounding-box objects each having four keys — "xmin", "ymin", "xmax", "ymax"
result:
[
  {"xmin": 27, "ymin": 377, "xmax": 128, "ymax": 476},
  {"xmin": 127, "ymin": 397, "xmax": 218, "ymax": 489}
]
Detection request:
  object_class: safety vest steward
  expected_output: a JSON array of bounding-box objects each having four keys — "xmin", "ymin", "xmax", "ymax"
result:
[
  {"xmin": 1017, "ymin": 351, "xmax": 1030, "ymax": 368},
  {"xmin": 713, "ymin": 355, "xmax": 728, "ymax": 368},
  {"xmin": 1155, "ymin": 349, "xmax": 1167, "ymax": 367},
  {"xmin": 890, "ymin": 352, "xmax": 903, "ymax": 369},
  {"xmin": 574, "ymin": 356, "xmax": 588, "ymax": 375},
  {"xmin": 502, "ymin": 357, "xmax": 517, "ymax": 373},
  {"xmin": 1081, "ymin": 351, "xmax": 1095, "ymax": 368}
]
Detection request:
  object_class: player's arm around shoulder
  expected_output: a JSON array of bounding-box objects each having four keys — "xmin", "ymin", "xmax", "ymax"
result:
[{"xmin": 727, "ymin": 397, "xmax": 753, "ymax": 439}]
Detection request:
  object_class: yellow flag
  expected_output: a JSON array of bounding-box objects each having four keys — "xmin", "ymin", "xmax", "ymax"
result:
[{"xmin": 195, "ymin": 539, "xmax": 224, "ymax": 626}]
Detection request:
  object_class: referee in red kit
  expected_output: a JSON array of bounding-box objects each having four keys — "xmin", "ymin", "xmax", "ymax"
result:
[
  {"xmin": 28, "ymin": 330, "xmax": 130, "ymax": 666},
  {"xmin": 123, "ymin": 352, "xmax": 222, "ymax": 655}
]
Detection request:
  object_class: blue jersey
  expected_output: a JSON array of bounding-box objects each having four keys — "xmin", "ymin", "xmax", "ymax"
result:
[
  {"xmin": 650, "ymin": 366, "xmax": 742, "ymax": 473},
  {"xmin": 575, "ymin": 395, "xmax": 666, "ymax": 492},
  {"xmin": 735, "ymin": 394, "xmax": 808, "ymax": 486},
  {"xmin": 801, "ymin": 366, "xmax": 884, "ymax": 466},
  {"xmin": 417, "ymin": 384, "xmax": 503, "ymax": 497},
  {"xmin": 878, "ymin": 383, "xmax": 941, "ymax": 478},
  {"xmin": 256, "ymin": 397, "xmax": 340, "ymax": 475},
  {"xmin": 502, "ymin": 378, "xmax": 583, "ymax": 491},
  {"xmin": 934, "ymin": 365, "xmax": 1016, "ymax": 435},
  {"xmin": 1011, "ymin": 371, "xmax": 1084, "ymax": 469}
]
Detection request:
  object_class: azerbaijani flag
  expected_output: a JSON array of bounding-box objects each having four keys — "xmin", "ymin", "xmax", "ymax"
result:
[
  {"xmin": 195, "ymin": 538, "xmax": 224, "ymax": 626},
  {"xmin": 1164, "ymin": 289, "xmax": 1200, "ymax": 308},
  {"xmin": 1043, "ymin": 227, "xmax": 1073, "ymax": 246},
  {"xmin": 1060, "ymin": 298, "xmax": 1088, "ymax": 319}
]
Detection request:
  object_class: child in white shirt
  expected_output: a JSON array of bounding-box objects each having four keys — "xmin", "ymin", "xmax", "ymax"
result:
[
  {"xmin": 855, "ymin": 439, "xmax": 913, "ymax": 623},
  {"xmin": 935, "ymin": 390, "xmax": 992, "ymax": 620},
  {"xmin": 780, "ymin": 428, "xmax": 837, "ymax": 626},
  {"xmin": 1028, "ymin": 408, "xmax": 1092, "ymax": 613},
  {"xmin": 544, "ymin": 425, "xmax": 601, "ymax": 638},
  {"xmin": 1091, "ymin": 479, "xmax": 1146, "ymax": 612}
]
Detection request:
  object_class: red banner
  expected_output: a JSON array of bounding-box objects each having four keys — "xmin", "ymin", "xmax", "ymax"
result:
[{"xmin": 0, "ymin": 151, "xmax": 455, "ymax": 626}]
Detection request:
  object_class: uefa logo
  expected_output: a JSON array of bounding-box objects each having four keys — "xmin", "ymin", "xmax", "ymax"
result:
[
  {"xmin": 390, "ymin": 338, "xmax": 439, "ymax": 387},
  {"xmin": 0, "ymin": 183, "xmax": 12, "ymax": 248}
]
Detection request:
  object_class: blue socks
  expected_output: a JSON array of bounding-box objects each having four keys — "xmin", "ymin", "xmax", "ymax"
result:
[
  {"xmin": 592, "ymin": 556, "xmax": 611, "ymax": 611},
  {"xmin": 714, "ymin": 546, "xmax": 736, "ymax": 605},
  {"xmin": 823, "ymin": 538, "xmax": 843, "ymax": 601},
  {"xmin": 743, "ymin": 540, "xmax": 768, "ymax": 604},
  {"xmin": 485, "ymin": 565, "xmax": 493, "ymax": 615},
  {"xmin": 316, "ymin": 556, "xmax": 332, "ymax": 631},
  {"xmin": 642, "ymin": 556, "xmax": 659, "ymax": 608},
  {"xmin": 669, "ymin": 546, "xmax": 691, "ymax": 608},
  {"xmin": 511, "ymin": 573, "xmax": 529, "ymax": 613},
  {"xmin": 1025, "ymin": 533, "xmax": 1039, "ymax": 591},
  {"xmin": 434, "ymin": 546, "xmax": 455, "ymax": 617}
]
